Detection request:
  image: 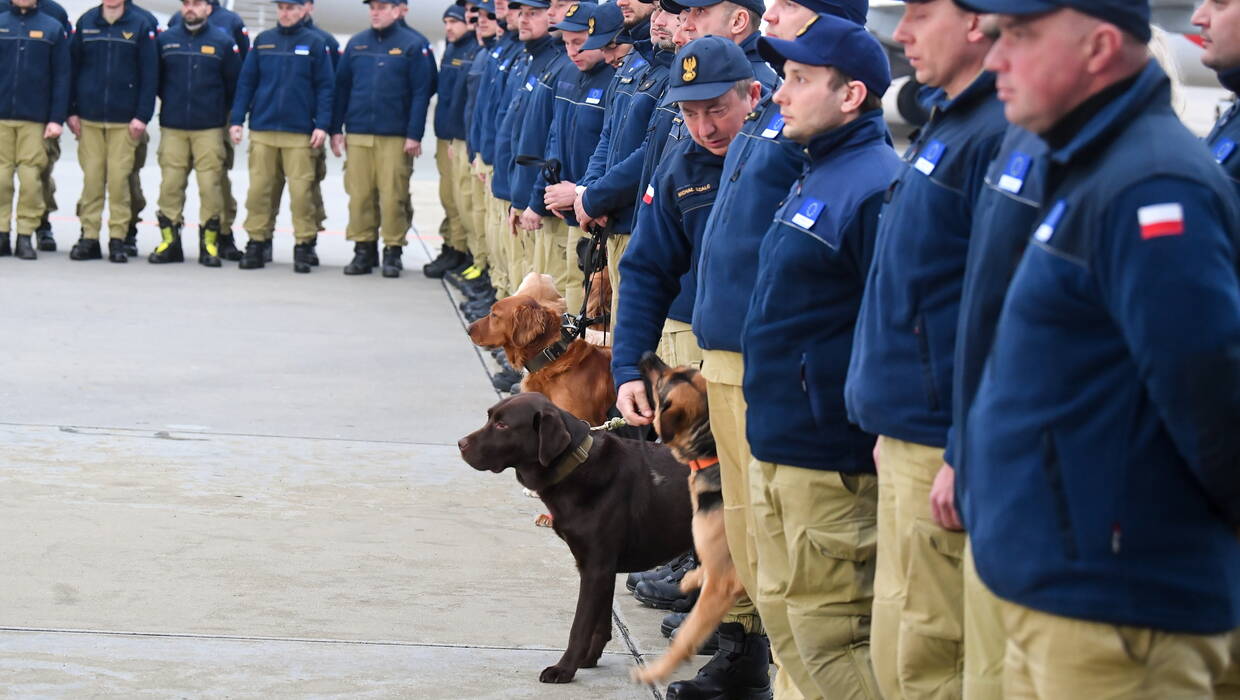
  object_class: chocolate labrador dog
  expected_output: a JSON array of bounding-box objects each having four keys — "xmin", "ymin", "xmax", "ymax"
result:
[{"xmin": 458, "ymin": 393, "xmax": 693, "ymax": 683}]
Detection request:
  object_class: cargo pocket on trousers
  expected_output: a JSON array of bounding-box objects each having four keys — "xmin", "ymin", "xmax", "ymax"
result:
[
  {"xmin": 800, "ymin": 517, "xmax": 877, "ymax": 608},
  {"xmin": 896, "ymin": 519, "xmax": 966, "ymax": 689}
]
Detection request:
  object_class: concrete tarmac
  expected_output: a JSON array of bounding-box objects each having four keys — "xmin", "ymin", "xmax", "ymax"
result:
[{"xmin": 0, "ymin": 136, "xmax": 698, "ymax": 698}]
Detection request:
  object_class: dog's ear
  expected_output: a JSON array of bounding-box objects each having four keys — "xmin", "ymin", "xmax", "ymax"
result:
[
  {"xmin": 639, "ymin": 351, "xmax": 670, "ymax": 387},
  {"xmin": 512, "ymin": 302, "xmax": 552, "ymax": 348},
  {"xmin": 532, "ymin": 405, "xmax": 572, "ymax": 467}
]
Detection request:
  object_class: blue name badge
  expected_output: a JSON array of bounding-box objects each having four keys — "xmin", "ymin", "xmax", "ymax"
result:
[
  {"xmin": 761, "ymin": 114, "xmax": 785, "ymax": 139},
  {"xmin": 585, "ymin": 88, "xmax": 604, "ymax": 105},
  {"xmin": 790, "ymin": 197, "xmax": 824, "ymax": 230},
  {"xmin": 294, "ymin": 44, "xmax": 310, "ymax": 55},
  {"xmin": 1214, "ymin": 138, "xmax": 1236, "ymax": 164},
  {"xmin": 1033, "ymin": 199, "xmax": 1067, "ymax": 243},
  {"xmin": 914, "ymin": 139, "xmax": 946, "ymax": 175},
  {"xmin": 524, "ymin": 76, "xmax": 536, "ymax": 91},
  {"xmin": 997, "ymin": 151, "xmax": 1031, "ymax": 194}
]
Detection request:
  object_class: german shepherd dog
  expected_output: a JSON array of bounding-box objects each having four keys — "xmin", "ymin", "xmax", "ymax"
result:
[{"xmin": 633, "ymin": 352, "xmax": 747, "ymax": 684}]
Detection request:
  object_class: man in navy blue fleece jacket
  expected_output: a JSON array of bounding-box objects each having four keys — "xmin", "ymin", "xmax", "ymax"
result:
[
  {"xmin": 527, "ymin": 2, "xmax": 620, "ymax": 310},
  {"xmin": 331, "ymin": 0, "xmax": 436, "ymax": 278},
  {"xmin": 966, "ymin": 0, "xmax": 1240, "ymax": 691},
  {"xmin": 66, "ymin": 0, "xmax": 158, "ymax": 263},
  {"xmin": 228, "ymin": 0, "xmax": 334, "ymax": 273},
  {"xmin": 149, "ymin": 0, "xmax": 241, "ymax": 268},
  {"xmin": 0, "ymin": 0, "xmax": 69, "ymax": 260},
  {"xmin": 840, "ymin": 0, "xmax": 1003, "ymax": 692},
  {"xmin": 612, "ymin": 37, "xmax": 771, "ymax": 699},
  {"xmin": 741, "ymin": 16, "xmax": 898, "ymax": 699},
  {"xmin": 434, "ymin": 3, "xmax": 482, "ymax": 279},
  {"xmin": 1194, "ymin": 0, "xmax": 1240, "ymax": 197}
]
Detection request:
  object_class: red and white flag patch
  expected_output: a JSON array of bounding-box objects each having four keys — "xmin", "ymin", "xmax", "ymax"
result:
[
  {"xmin": 1138, "ymin": 203, "xmax": 1184, "ymax": 239},
  {"xmin": 642, "ymin": 184, "xmax": 654, "ymax": 205}
]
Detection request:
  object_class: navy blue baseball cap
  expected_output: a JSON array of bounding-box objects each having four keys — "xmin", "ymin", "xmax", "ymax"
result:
[
  {"xmin": 553, "ymin": 1, "xmax": 597, "ymax": 30},
  {"xmin": 475, "ymin": 0, "xmax": 497, "ymax": 11},
  {"xmin": 661, "ymin": 36, "xmax": 755, "ymax": 105},
  {"xmin": 444, "ymin": 3, "xmax": 468, "ymax": 19},
  {"xmin": 758, "ymin": 13, "xmax": 892, "ymax": 97},
  {"xmin": 792, "ymin": 0, "xmax": 866, "ymax": 24},
  {"xmin": 509, "ymin": 0, "xmax": 550, "ymax": 8},
  {"xmin": 675, "ymin": 0, "xmax": 766, "ymax": 19},
  {"xmin": 658, "ymin": 0, "xmax": 687, "ymax": 11},
  {"xmin": 955, "ymin": 0, "xmax": 1150, "ymax": 41},
  {"xmin": 275, "ymin": 0, "xmax": 310, "ymax": 5},
  {"xmin": 361, "ymin": 0, "xmax": 408, "ymax": 5},
  {"xmin": 581, "ymin": 2, "xmax": 626, "ymax": 48}
]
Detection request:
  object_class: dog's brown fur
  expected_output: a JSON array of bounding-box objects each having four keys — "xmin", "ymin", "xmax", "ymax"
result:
[
  {"xmin": 458, "ymin": 393, "xmax": 694, "ymax": 684},
  {"xmin": 633, "ymin": 352, "xmax": 746, "ymax": 685},
  {"xmin": 586, "ymin": 268, "xmax": 612, "ymax": 333},
  {"xmin": 468, "ymin": 294, "xmax": 616, "ymax": 425}
]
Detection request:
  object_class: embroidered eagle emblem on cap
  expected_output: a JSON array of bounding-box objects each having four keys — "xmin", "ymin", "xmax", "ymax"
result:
[
  {"xmin": 588, "ymin": 16, "xmax": 596, "ymax": 33},
  {"xmin": 796, "ymin": 14, "xmax": 818, "ymax": 36},
  {"xmin": 565, "ymin": 3, "xmax": 578, "ymax": 16},
  {"xmin": 682, "ymin": 55, "xmax": 697, "ymax": 82}
]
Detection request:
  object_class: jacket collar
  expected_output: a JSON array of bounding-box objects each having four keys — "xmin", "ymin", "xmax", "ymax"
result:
[
  {"xmin": 371, "ymin": 20, "xmax": 400, "ymax": 40},
  {"xmin": 923, "ymin": 70, "xmax": 996, "ymax": 117},
  {"xmin": 524, "ymin": 33, "xmax": 553, "ymax": 53},
  {"xmin": 625, "ymin": 16, "xmax": 650, "ymax": 44},
  {"xmin": 739, "ymin": 31, "xmax": 761, "ymax": 65},
  {"xmin": 651, "ymin": 45, "xmax": 673, "ymax": 69},
  {"xmin": 451, "ymin": 32, "xmax": 475, "ymax": 48},
  {"xmin": 1045, "ymin": 59, "xmax": 1168, "ymax": 167},
  {"xmin": 1219, "ymin": 65, "xmax": 1240, "ymax": 96},
  {"xmin": 807, "ymin": 108, "xmax": 888, "ymax": 164},
  {"xmin": 92, "ymin": 3, "xmax": 131, "ymax": 26},
  {"xmin": 277, "ymin": 16, "xmax": 310, "ymax": 35}
]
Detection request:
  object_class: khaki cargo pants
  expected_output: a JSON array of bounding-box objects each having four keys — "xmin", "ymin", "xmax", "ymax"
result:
[
  {"xmin": 221, "ymin": 136, "xmax": 237, "ymax": 232},
  {"xmin": 452, "ymin": 140, "xmax": 480, "ymax": 257},
  {"xmin": 126, "ymin": 130, "xmax": 149, "ymax": 228},
  {"xmin": 964, "ymin": 539, "xmax": 1005, "ymax": 700},
  {"xmin": 243, "ymin": 130, "xmax": 318, "ymax": 243},
  {"xmin": 472, "ymin": 158, "xmax": 496, "ymax": 287},
  {"xmin": 701, "ymin": 349, "xmax": 807, "ymax": 699},
  {"xmin": 343, "ymin": 133, "xmax": 412, "ymax": 247},
  {"xmin": 751, "ymin": 461, "xmax": 881, "ymax": 700},
  {"xmin": 0, "ymin": 120, "xmax": 49, "ymax": 235},
  {"xmin": 998, "ymin": 598, "xmax": 1233, "ymax": 699},
  {"xmin": 657, "ymin": 319, "xmax": 701, "ymax": 369},
  {"xmin": 871, "ymin": 436, "xmax": 965, "ymax": 700},
  {"xmin": 77, "ymin": 119, "xmax": 140, "ymax": 240},
  {"xmin": 41, "ymin": 134, "xmax": 60, "ymax": 218},
  {"xmin": 533, "ymin": 216, "xmax": 570, "ymax": 297},
  {"xmin": 436, "ymin": 137, "xmax": 467, "ymax": 252},
  {"xmin": 606, "ymin": 232, "xmax": 630, "ymax": 339},
  {"xmin": 157, "ymin": 127, "xmax": 227, "ymax": 225}
]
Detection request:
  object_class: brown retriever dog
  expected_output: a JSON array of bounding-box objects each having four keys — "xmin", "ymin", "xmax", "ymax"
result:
[
  {"xmin": 468, "ymin": 295, "xmax": 615, "ymax": 425},
  {"xmin": 458, "ymin": 393, "xmax": 693, "ymax": 683},
  {"xmin": 632, "ymin": 352, "xmax": 746, "ymax": 685}
]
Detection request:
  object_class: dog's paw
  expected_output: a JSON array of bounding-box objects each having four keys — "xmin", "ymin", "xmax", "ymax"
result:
[
  {"xmin": 535, "ymin": 513, "xmax": 554, "ymax": 527},
  {"xmin": 539, "ymin": 665, "xmax": 576, "ymax": 684}
]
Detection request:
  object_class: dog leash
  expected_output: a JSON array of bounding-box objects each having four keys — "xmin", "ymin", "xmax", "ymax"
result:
[{"xmin": 590, "ymin": 417, "xmax": 628, "ymax": 432}]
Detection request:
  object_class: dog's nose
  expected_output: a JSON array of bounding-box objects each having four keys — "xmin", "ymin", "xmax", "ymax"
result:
[{"xmin": 458, "ymin": 437, "xmax": 470, "ymax": 453}]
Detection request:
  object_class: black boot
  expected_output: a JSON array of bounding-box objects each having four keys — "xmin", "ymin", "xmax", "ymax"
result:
[
  {"xmin": 198, "ymin": 219, "xmax": 222, "ymax": 268},
  {"xmin": 381, "ymin": 245, "xmax": 402, "ymax": 278},
  {"xmin": 343, "ymin": 241, "xmax": 378, "ymax": 275},
  {"xmin": 307, "ymin": 234, "xmax": 320, "ymax": 266},
  {"xmin": 262, "ymin": 239, "xmax": 273, "ymax": 263},
  {"xmin": 108, "ymin": 237, "xmax": 128, "ymax": 263},
  {"xmin": 218, "ymin": 231, "xmax": 243, "ymax": 261},
  {"xmin": 239, "ymin": 240, "xmax": 265, "ymax": 269},
  {"xmin": 0, "ymin": 232, "xmax": 10, "ymax": 257},
  {"xmin": 293, "ymin": 241, "xmax": 314, "ymax": 273},
  {"xmin": 422, "ymin": 245, "xmax": 466, "ymax": 278},
  {"xmin": 69, "ymin": 236, "xmax": 102, "ymax": 260},
  {"xmin": 123, "ymin": 221, "xmax": 139, "ymax": 256},
  {"xmin": 492, "ymin": 366, "xmax": 523, "ymax": 391},
  {"xmin": 36, "ymin": 216, "xmax": 56, "ymax": 251},
  {"xmin": 628, "ymin": 551, "xmax": 696, "ymax": 592},
  {"xmin": 148, "ymin": 215, "xmax": 184, "ymax": 264},
  {"xmin": 634, "ymin": 558, "xmax": 700, "ymax": 612},
  {"xmin": 665, "ymin": 623, "xmax": 772, "ymax": 700},
  {"xmin": 14, "ymin": 234, "xmax": 36, "ymax": 260}
]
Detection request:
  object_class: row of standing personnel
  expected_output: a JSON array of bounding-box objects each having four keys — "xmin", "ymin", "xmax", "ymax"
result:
[
  {"xmin": 0, "ymin": 0, "xmax": 441, "ymax": 275},
  {"xmin": 429, "ymin": 0, "xmax": 1240, "ymax": 697}
]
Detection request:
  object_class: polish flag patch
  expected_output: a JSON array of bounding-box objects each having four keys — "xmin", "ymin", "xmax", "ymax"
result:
[
  {"xmin": 642, "ymin": 184, "xmax": 654, "ymax": 205},
  {"xmin": 1138, "ymin": 203, "xmax": 1184, "ymax": 239}
]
